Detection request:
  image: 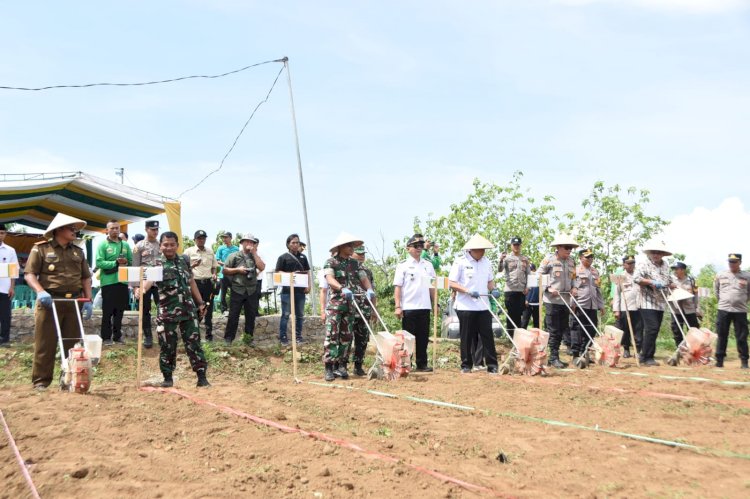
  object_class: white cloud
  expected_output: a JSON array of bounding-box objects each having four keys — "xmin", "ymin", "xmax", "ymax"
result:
[
  {"xmin": 658, "ymin": 197, "xmax": 750, "ymax": 269},
  {"xmin": 552, "ymin": 0, "xmax": 750, "ymax": 14}
]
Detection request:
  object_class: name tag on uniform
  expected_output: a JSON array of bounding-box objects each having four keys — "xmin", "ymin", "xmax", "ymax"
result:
[{"xmin": 0, "ymin": 263, "xmax": 19, "ymax": 278}]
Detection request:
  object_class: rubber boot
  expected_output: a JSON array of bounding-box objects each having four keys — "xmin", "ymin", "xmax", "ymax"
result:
[
  {"xmin": 741, "ymin": 359, "xmax": 748, "ymax": 369},
  {"xmin": 161, "ymin": 374, "xmax": 173, "ymax": 388},
  {"xmin": 196, "ymin": 370, "xmax": 211, "ymax": 387},
  {"xmin": 549, "ymin": 354, "xmax": 568, "ymax": 369},
  {"xmin": 324, "ymin": 364, "xmax": 335, "ymax": 382},
  {"xmin": 335, "ymin": 362, "xmax": 349, "ymax": 380},
  {"xmin": 715, "ymin": 357, "xmax": 724, "ymax": 368},
  {"xmin": 143, "ymin": 331, "xmax": 153, "ymax": 349},
  {"xmin": 354, "ymin": 362, "xmax": 366, "ymax": 377}
]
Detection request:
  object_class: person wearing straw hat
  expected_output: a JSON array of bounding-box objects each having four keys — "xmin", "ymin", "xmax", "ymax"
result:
[
  {"xmin": 448, "ymin": 234, "xmax": 500, "ymax": 374},
  {"xmin": 669, "ymin": 261, "xmax": 700, "ymax": 348},
  {"xmin": 498, "ymin": 236, "xmax": 531, "ymax": 339},
  {"xmin": 24, "ymin": 213, "xmax": 93, "ymax": 390},
  {"xmin": 394, "ymin": 234, "xmax": 436, "ymax": 373},
  {"xmin": 633, "ymin": 241, "xmax": 675, "ymax": 366},
  {"xmin": 612, "ymin": 255, "xmax": 642, "ymax": 358},
  {"xmin": 322, "ymin": 232, "xmax": 376, "ymax": 382},
  {"xmin": 714, "ymin": 253, "xmax": 750, "ymax": 369},
  {"xmin": 539, "ymin": 234, "xmax": 579, "ymax": 369},
  {"xmin": 569, "ymin": 248, "xmax": 604, "ymax": 365}
]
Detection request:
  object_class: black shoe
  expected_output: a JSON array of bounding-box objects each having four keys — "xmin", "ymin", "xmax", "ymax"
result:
[
  {"xmin": 143, "ymin": 333, "xmax": 153, "ymax": 349},
  {"xmin": 279, "ymin": 337, "xmax": 289, "ymax": 346},
  {"xmin": 196, "ymin": 371, "xmax": 211, "ymax": 387},
  {"xmin": 715, "ymin": 358, "xmax": 724, "ymax": 368},
  {"xmin": 642, "ymin": 359, "xmax": 660, "ymax": 367},
  {"xmin": 114, "ymin": 337, "xmax": 126, "ymax": 345},
  {"xmin": 416, "ymin": 366, "xmax": 434, "ymax": 373},
  {"xmin": 549, "ymin": 358, "xmax": 568, "ymax": 369},
  {"xmin": 742, "ymin": 360, "xmax": 749, "ymax": 369},
  {"xmin": 161, "ymin": 376, "xmax": 173, "ymax": 388},
  {"xmin": 324, "ymin": 364, "xmax": 335, "ymax": 382},
  {"xmin": 487, "ymin": 367, "xmax": 498, "ymax": 374},
  {"xmin": 354, "ymin": 363, "xmax": 366, "ymax": 376},
  {"xmin": 461, "ymin": 367, "xmax": 471, "ymax": 374},
  {"xmin": 296, "ymin": 337, "xmax": 305, "ymax": 344},
  {"xmin": 0, "ymin": 342, "xmax": 10, "ymax": 348},
  {"xmin": 104, "ymin": 339, "xmax": 114, "ymax": 346},
  {"xmin": 334, "ymin": 364, "xmax": 349, "ymax": 380},
  {"xmin": 224, "ymin": 339, "xmax": 233, "ymax": 346},
  {"xmin": 622, "ymin": 348, "xmax": 631, "ymax": 359},
  {"xmin": 33, "ymin": 384, "xmax": 48, "ymax": 392}
]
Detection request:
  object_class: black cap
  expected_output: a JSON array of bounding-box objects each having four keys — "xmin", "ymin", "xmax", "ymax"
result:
[
  {"xmin": 406, "ymin": 234, "xmax": 425, "ymax": 247},
  {"xmin": 622, "ymin": 255, "xmax": 635, "ymax": 263},
  {"xmin": 510, "ymin": 236, "xmax": 522, "ymax": 245},
  {"xmin": 133, "ymin": 233, "xmax": 145, "ymax": 243},
  {"xmin": 194, "ymin": 230, "xmax": 207, "ymax": 239},
  {"xmin": 670, "ymin": 261, "xmax": 687, "ymax": 270},
  {"xmin": 729, "ymin": 253, "xmax": 742, "ymax": 261},
  {"xmin": 222, "ymin": 231, "xmax": 232, "ymax": 238},
  {"xmin": 299, "ymin": 241, "xmax": 306, "ymax": 247},
  {"xmin": 145, "ymin": 220, "xmax": 159, "ymax": 229}
]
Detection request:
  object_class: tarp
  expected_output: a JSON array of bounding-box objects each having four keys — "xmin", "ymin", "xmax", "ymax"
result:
[{"xmin": 0, "ymin": 172, "xmax": 178, "ymax": 233}]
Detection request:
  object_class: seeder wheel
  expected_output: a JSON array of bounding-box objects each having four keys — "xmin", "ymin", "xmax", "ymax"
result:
[
  {"xmin": 499, "ymin": 365, "xmax": 511, "ymax": 375},
  {"xmin": 667, "ymin": 356, "xmax": 678, "ymax": 367},
  {"xmin": 574, "ymin": 357, "xmax": 588, "ymax": 369}
]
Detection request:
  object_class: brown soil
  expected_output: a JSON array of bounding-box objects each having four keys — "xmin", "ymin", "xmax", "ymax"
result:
[{"xmin": 2, "ymin": 343, "xmax": 750, "ymax": 498}]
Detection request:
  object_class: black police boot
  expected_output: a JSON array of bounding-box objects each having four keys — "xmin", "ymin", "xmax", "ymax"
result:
[
  {"xmin": 622, "ymin": 347, "xmax": 631, "ymax": 359},
  {"xmin": 354, "ymin": 362, "xmax": 366, "ymax": 376},
  {"xmin": 143, "ymin": 331, "xmax": 153, "ymax": 349},
  {"xmin": 335, "ymin": 363, "xmax": 349, "ymax": 380},
  {"xmin": 196, "ymin": 370, "xmax": 211, "ymax": 387},
  {"xmin": 324, "ymin": 364, "xmax": 335, "ymax": 382},
  {"xmin": 715, "ymin": 357, "xmax": 724, "ymax": 368},
  {"xmin": 741, "ymin": 359, "xmax": 748, "ymax": 369},
  {"xmin": 549, "ymin": 356, "xmax": 568, "ymax": 369},
  {"xmin": 161, "ymin": 374, "xmax": 173, "ymax": 388}
]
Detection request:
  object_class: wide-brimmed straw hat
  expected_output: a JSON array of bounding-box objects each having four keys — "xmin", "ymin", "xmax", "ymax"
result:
[
  {"xmin": 642, "ymin": 240, "xmax": 672, "ymax": 256},
  {"xmin": 550, "ymin": 233, "xmax": 579, "ymax": 248},
  {"xmin": 329, "ymin": 232, "xmax": 364, "ymax": 253},
  {"xmin": 667, "ymin": 288, "xmax": 694, "ymax": 302},
  {"xmin": 44, "ymin": 213, "xmax": 87, "ymax": 239},
  {"xmin": 462, "ymin": 234, "xmax": 494, "ymax": 250}
]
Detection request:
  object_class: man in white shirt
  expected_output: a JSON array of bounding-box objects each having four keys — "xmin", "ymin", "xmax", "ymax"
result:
[
  {"xmin": 394, "ymin": 234, "xmax": 436, "ymax": 372},
  {"xmin": 0, "ymin": 224, "xmax": 18, "ymax": 347},
  {"xmin": 448, "ymin": 234, "xmax": 501, "ymax": 374}
]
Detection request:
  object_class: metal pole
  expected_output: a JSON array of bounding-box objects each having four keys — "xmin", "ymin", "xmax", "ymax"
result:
[{"xmin": 282, "ymin": 57, "xmax": 317, "ymax": 314}]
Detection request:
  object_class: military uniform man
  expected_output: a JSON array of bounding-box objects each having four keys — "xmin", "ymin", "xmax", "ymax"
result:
[
  {"xmin": 539, "ymin": 234, "xmax": 579, "ymax": 368},
  {"xmin": 498, "ymin": 236, "xmax": 531, "ymax": 338},
  {"xmin": 133, "ymin": 220, "xmax": 161, "ymax": 348},
  {"xmin": 25, "ymin": 213, "xmax": 93, "ymax": 390},
  {"xmin": 223, "ymin": 233, "xmax": 266, "ymax": 345},
  {"xmin": 136, "ymin": 231, "xmax": 209, "ymax": 387},
  {"xmin": 634, "ymin": 242, "xmax": 675, "ymax": 366},
  {"xmin": 184, "ymin": 230, "xmax": 218, "ymax": 342},
  {"xmin": 669, "ymin": 261, "xmax": 700, "ymax": 347},
  {"xmin": 351, "ymin": 245, "xmax": 375, "ymax": 376},
  {"xmin": 612, "ymin": 255, "xmax": 642, "ymax": 358},
  {"xmin": 570, "ymin": 248, "xmax": 604, "ymax": 366},
  {"xmin": 323, "ymin": 233, "xmax": 375, "ymax": 382},
  {"xmin": 714, "ymin": 253, "xmax": 750, "ymax": 369}
]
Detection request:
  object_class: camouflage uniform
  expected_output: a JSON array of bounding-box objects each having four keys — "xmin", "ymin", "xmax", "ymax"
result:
[
  {"xmin": 155, "ymin": 255, "xmax": 207, "ymax": 377},
  {"xmin": 323, "ymin": 255, "xmax": 368, "ymax": 365},
  {"xmin": 351, "ymin": 265, "xmax": 374, "ymax": 365}
]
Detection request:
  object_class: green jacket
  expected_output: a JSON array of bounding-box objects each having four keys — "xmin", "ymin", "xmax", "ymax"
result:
[{"xmin": 96, "ymin": 239, "xmax": 133, "ymax": 287}]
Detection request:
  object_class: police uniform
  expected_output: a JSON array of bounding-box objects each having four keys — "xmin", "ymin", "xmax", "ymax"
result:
[
  {"xmin": 498, "ymin": 237, "xmax": 530, "ymax": 338},
  {"xmin": 633, "ymin": 243, "xmax": 673, "ymax": 365},
  {"xmin": 612, "ymin": 255, "xmax": 643, "ymax": 356},
  {"xmin": 184, "ymin": 230, "xmax": 218, "ymax": 341},
  {"xmin": 539, "ymin": 234, "xmax": 578, "ymax": 368},
  {"xmin": 153, "ymin": 253, "xmax": 208, "ymax": 385},
  {"xmin": 669, "ymin": 261, "xmax": 700, "ymax": 348},
  {"xmin": 394, "ymin": 235, "xmax": 436, "ymax": 371},
  {"xmin": 570, "ymin": 249, "xmax": 604, "ymax": 360},
  {"xmin": 25, "ymin": 214, "xmax": 92, "ymax": 389},
  {"xmin": 448, "ymin": 234, "xmax": 499, "ymax": 373},
  {"xmin": 714, "ymin": 254, "xmax": 750, "ymax": 368},
  {"xmin": 133, "ymin": 220, "xmax": 162, "ymax": 347},
  {"xmin": 223, "ymin": 235, "xmax": 261, "ymax": 345}
]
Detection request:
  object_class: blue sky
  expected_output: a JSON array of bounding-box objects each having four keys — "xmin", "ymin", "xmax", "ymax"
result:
[{"xmin": 1, "ymin": 1, "xmax": 749, "ymax": 269}]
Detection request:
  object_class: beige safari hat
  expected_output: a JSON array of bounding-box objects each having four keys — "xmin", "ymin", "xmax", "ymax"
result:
[
  {"xmin": 329, "ymin": 232, "xmax": 364, "ymax": 253},
  {"xmin": 462, "ymin": 234, "xmax": 495, "ymax": 250},
  {"xmin": 44, "ymin": 213, "xmax": 87, "ymax": 239},
  {"xmin": 667, "ymin": 287, "xmax": 694, "ymax": 302},
  {"xmin": 550, "ymin": 233, "xmax": 579, "ymax": 248},
  {"xmin": 642, "ymin": 240, "xmax": 672, "ymax": 256}
]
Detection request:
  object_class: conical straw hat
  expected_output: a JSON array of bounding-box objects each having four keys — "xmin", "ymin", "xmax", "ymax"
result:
[
  {"xmin": 44, "ymin": 213, "xmax": 87, "ymax": 239},
  {"xmin": 642, "ymin": 240, "xmax": 672, "ymax": 256},
  {"xmin": 550, "ymin": 233, "xmax": 579, "ymax": 248},
  {"xmin": 329, "ymin": 232, "xmax": 364, "ymax": 253},
  {"xmin": 462, "ymin": 234, "xmax": 494, "ymax": 250},
  {"xmin": 667, "ymin": 287, "xmax": 694, "ymax": 302}
]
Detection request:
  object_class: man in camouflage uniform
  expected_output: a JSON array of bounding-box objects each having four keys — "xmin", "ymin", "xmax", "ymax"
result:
[
  {"xmin": 350, "ymin": 245, "xmax": 375, "ymax": 376},
  {"xmin": 133, "ymin": 220, "xmax": 161, "ymax": 348},
  {"xmin": 714, "ymin": 253, "xmax": 750, "ymax": 369},
  {"xmin": 136, "ymin": 231, "xmax": 210, "ymax": 387},
  {"xmin": 322, "ymin": 233, "xmax": 376, "ymax": 381},
  {"xmin": 539, "ymin": 234, "xmax": 579, "ymax": 369},
  {"xmin": 498, "ymin": 236, "xmax": 531, "ymax": 338},
  {"xmin": 570, "ymin": 248, "xmax": 604, "ymax": 367},
  {"xmin": 25, "ymin": 213, "xmax": 93, "ymax": 390}
]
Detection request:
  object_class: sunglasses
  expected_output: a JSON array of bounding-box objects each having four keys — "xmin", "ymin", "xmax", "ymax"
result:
[
  {"xmin": 561, "ymin": 245, "xmax": 574, "ymax": 250},
  {"xmin": 411, "ymin": 243, "xmax": 425, "ymax": 249}
]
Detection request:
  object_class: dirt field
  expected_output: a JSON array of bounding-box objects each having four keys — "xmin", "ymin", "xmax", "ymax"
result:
[{"xmin": 2, "ymin": 340, "xmax": 750, "ymax": 498}]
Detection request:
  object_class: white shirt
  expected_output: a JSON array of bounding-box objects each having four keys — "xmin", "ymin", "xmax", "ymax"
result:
[
  {"xmin": 393, "ymin": 256, "xmax": 436, "ymax": 310},
  {"xmin": 0, "ymin": 242, "xmax": 19, "ymax": 294},
  {"xmin": 449, "ymin": 251, "xmax": 494, "ymax": 311}
]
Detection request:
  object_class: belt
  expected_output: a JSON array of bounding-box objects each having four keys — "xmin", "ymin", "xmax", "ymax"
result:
[{"xmin": 49, "ymin": 291, "xmax": 81, "ymax": 299}]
